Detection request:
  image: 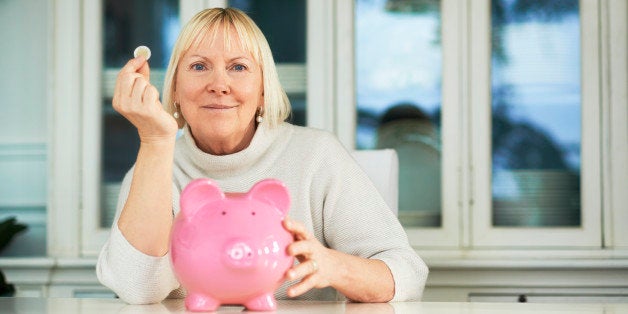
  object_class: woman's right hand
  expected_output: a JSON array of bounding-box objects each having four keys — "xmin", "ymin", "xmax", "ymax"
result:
[{"xmin": 112, "ymin": 56, "xmax": 178, "ymax": 144}]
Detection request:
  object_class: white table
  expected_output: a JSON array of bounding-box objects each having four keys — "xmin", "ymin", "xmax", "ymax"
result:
[{"xmin": 1, "ymin": 298, "xmax": 628, "ymax": 313}]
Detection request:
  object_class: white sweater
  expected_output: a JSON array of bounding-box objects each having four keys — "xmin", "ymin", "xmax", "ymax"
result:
[{"xmin": 97, "ymin": 122, "xmax": 428, "ymax": 304}]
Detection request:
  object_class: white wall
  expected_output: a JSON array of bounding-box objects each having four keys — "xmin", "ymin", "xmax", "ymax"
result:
[{"xmin": 0, "ymin": 0, "xmax": 50, "ymax": 256}]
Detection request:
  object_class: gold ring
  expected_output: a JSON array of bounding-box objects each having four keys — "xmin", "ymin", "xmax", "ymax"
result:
[{"xmin": 311, "ymin": 259, "xmax": 318, "ymax": 272}]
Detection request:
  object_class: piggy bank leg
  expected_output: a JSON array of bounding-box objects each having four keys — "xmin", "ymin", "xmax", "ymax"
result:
[
  {"xmin": 185, "ymin": 293, "xmax": 220, "ymax": 312},
  {"xmin": 244, "ymin": 293, "xmax": 277, "ymax": 311}
]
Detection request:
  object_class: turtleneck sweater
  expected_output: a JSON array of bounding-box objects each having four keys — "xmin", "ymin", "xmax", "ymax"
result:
[{"xmin": 97, "ymin": 122, "xmax": 428, "ymax": 304}]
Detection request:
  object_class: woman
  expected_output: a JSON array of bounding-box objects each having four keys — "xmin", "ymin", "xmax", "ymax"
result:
[{"xmin": 97, "ymin": 7, "xmax": 428, "ymax": 305}]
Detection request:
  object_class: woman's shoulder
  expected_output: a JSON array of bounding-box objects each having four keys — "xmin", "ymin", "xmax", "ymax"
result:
[
  {"xmin": 283, "ymin": 123, "xmax": 342, "ymax": 148},
  {"xmin": 280, "ymin": 123, "xmax": 351, "ymax": 168}
]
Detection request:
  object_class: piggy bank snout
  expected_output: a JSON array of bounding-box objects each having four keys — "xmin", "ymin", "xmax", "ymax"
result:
[{"xmin": 223, "ymin": 238, "xmax": 257, "ymax": 269}]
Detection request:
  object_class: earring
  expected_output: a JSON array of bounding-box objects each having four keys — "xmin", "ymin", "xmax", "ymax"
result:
[
  {"xmin": 256, "ymin": 107, "xmax": 263, "ymax": 123},
  {"xmin": 173, "ymin": 102, "xmax": 180, "ymax": 119}
]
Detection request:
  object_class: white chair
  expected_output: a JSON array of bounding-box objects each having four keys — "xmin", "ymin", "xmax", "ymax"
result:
[{"xmin": 351, "ymin": 149, "xmax": 399, "ymax": 216}]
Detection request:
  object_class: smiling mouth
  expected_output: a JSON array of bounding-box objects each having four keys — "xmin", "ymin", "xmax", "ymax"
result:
[{"xmin": 202, "ymin": 104, "xmax": 237, "ymax": 110}]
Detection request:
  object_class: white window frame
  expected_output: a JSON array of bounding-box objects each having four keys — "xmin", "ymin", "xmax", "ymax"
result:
[
  {"xmin": 50, "ymin": 0, "xmax": 627, "ymax": 256},
  {"xmin": 403, "ymin": 0, "xmax": 463, "ymax": 248},
  {"xmin": 49, "ymin": 0, "xmax": 83, "ymax": 257},
  {"xmin": 603, "ymin": 0, "xmax": 628, "ymax": 248},
  {"xmin": 80, "ymin": 0, "xmax": 104, "ymax": 256},
  {"xmin": 331, "ymin": 0, "xmax": 462, "ymax": 247},
  {"xmin": 332, "ymin": 0, "xmax": 627, "ymax": 249}
]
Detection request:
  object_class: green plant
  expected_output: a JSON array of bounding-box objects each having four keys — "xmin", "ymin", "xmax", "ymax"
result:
[
  {"xmin": 0, "ymin": 217, "xmax": 27, "ymax": 252},
  {"xmin": 0, "ymin": 216, "xmax": 28, "ymax": 297}
]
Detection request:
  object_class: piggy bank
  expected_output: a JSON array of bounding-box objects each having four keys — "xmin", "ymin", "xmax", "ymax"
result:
[{"xmin": 170, "ymin": 178, "xmax": 294, "ymax": 312}]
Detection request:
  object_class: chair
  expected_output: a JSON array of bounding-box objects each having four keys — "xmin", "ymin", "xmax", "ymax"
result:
[
  {"xmin": 376, "ymin": 119, "xmax": 442, "ymax": 226},
  {"xmin": 351, "ymin": 149, "xmax": 399, "ymax": 216}
]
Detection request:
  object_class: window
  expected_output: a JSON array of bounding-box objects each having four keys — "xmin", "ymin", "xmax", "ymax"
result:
[
  {"xmin": 472, "ymin": 0, "xmax": 600, "ymax": 247},
  {"xmin": 229, "ymin": 0, "xmax": 307, "ymax": 125},
  {"xmin": 47, "ymin": 0, "xmax": 625, "ymax": 256},
  {"xmin": 355, "ymin": 0, "xmax": 443, "ymax": 228},
  {"xmin": 77, "ymin": 0, "xmax": 181, "ymax": 255},
  {"xmin": 353, "ymin": 0, "xmax": 621, "ymax": 248},
  {"xmin": 490, "ymin": 0, "xmax": 581, "ymax": 228},
  {"xmin": 100, "ymin": 0, "xmax": 180, "ymax": 229}
]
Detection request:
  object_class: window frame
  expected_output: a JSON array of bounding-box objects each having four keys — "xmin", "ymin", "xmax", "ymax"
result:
[
  {"xmin": 49, "ymin": 0, "xmax": 627, "ymax": 257},
  {"xmin": 341, "ymin": 0, "xmax": 626, "ymax": 249},
  {"xmin": 603, "ymin": 0, "xmax": 628, "ymax": 248}
]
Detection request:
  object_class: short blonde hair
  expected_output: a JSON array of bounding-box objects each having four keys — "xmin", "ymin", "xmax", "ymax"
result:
[{"xmin": 162, "ymin": 7, "xmax": 291, "ymax": 128}]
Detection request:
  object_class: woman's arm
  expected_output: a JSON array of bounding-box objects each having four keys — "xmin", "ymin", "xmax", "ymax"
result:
[
  {"xmin": 112, "ymin": 56, "xmax": 179, "ymax": 256},
  {"xmin": 96, "ymin": 56, "xmax": 181, "ymax": 304},
  {"xmin": 117, "ymin": 140, "xmax": 175, "ymax": 256}
]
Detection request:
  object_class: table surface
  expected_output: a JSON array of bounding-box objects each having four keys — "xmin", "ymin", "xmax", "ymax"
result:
[{"xmin": 2, "ymin": 298, "xmax": 628, "ymax": 314}]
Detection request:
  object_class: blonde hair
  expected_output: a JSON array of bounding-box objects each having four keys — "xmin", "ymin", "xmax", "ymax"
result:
[{"xmin": 162, "ymin": 8, "xmax": 291, "ymax": 128}]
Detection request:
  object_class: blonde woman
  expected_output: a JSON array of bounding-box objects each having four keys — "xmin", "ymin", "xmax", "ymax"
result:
[{"xmin": 97, "ymin": 8, "xmax": 428, "ymax": 307}]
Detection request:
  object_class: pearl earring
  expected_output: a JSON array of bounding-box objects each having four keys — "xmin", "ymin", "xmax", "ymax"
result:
[
  {"xmin": 256, "ymin": 107, "xmax": 263, "ymax": 123},
  {"xmin": 173, "ymin": 102, "xmax": 180, "ymax": 119}
]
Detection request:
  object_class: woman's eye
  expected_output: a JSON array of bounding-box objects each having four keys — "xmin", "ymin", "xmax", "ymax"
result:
[
  {"xmin": 232, "ymin": 64, "xmax": 246, "ymax": 72},
  {"xmin": 191, "ymin": 63, "xmax": 206, "ymax": 71}
]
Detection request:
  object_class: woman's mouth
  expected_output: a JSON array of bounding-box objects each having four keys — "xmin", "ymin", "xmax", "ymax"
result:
[{"xmin": 202, "ymin": 104, "xmax": 237, "ymax": 110}]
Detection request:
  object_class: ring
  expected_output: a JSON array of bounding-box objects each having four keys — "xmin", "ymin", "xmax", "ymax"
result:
[{"xmin": 311, "ymin": 259, "xmax": 318, "ymax": 272}]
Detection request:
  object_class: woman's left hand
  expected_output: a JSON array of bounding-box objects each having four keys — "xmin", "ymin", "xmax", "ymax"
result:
[{"xmin": 282, "ymin": 217, "xmax": 337, "ymax": 298}]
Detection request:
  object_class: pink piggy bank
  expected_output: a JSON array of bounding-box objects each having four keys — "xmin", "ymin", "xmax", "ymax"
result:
[{"xmin": 170, "ymin": 178, "xmax": 294, "ymax": 312}]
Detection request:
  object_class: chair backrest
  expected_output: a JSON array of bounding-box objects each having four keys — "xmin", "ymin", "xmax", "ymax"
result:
[{"xmin": 351, "ymin": 149, "xmax": 399, "ymax": 216}]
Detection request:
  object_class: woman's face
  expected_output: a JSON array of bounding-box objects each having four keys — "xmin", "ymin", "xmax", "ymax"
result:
[{"xmin": 175, "ymin": 26, "xmax": 263, "ymax": 155}]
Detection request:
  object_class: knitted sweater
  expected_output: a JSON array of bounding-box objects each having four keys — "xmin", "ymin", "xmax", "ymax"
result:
[{"xmin": 96, "ymin": 122, "xmax": 428, "ymax": 304}]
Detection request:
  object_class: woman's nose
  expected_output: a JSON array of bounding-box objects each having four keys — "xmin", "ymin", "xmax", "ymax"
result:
[{"xmin": 206, "ymin": 69, "xmax": 230, "ymax": 94}]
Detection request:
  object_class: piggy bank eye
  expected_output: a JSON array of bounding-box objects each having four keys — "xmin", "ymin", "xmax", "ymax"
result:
[
  {"xmin": 221, "ymin": 211, "xmax": 227, "ymax": 215},
  {"xmin": 251, "ymin": 211, "xmax": 256, "ymax": 216}
]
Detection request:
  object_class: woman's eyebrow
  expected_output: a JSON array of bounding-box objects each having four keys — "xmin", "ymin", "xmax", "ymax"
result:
[{"xmin": 184, "ymin": 54, "xmax": 252, "ymax": 63}]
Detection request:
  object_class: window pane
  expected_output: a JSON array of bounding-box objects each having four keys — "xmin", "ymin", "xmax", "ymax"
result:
[
  {"xmin": 491, "ymin": 0, "xmax": 581, "ymax": 227},
  {"xmin": 356, "ymin": 0, "xmax": 442, "ymax": 227},
  {"xmin": 101, "ymin": 0, "xmax": 179, "ymax": 228},
  {"xmin": 230, "ymin": 0, "xmax": 307, "ymax": 126}
]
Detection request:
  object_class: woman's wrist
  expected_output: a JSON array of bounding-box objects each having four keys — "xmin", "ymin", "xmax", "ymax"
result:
[{"xmin": 139, "ymin": 133, "xmax": 178, "ymax": 146}]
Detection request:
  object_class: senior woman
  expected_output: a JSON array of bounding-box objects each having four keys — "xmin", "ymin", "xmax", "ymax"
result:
[{"xmin": 97, "ymin": 7, "xmax": 428, "ymax": 306}]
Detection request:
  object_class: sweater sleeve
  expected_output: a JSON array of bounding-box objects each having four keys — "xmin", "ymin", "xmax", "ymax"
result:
[
  {"xmin": 96, "ymin": 167, "xmax": 181, "ymax": 304},
  {"xmin": 316, "ymin": 134, "xmax": 429, "ymax": 301}
]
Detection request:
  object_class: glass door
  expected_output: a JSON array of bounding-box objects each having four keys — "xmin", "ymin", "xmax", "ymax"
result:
[{"xmin": 472, "ymin": 0, "xmax": 601, "ymax": 247}]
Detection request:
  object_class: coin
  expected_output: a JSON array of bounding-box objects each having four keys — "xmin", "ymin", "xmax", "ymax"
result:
[{"xmin": 133, "ymin": 45, "xmax": 151, "ymax": 60}]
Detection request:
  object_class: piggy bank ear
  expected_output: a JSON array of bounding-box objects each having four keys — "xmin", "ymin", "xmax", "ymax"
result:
[
  {"xmin": 247, "ymin": 179, "xmax": 290, "ymax": 216},
  {"xmin": 180, "ymin": 178, "xmax": 224, "ymax": 217}
]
